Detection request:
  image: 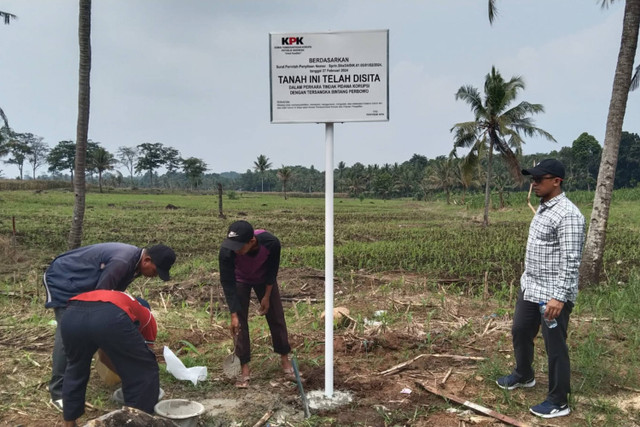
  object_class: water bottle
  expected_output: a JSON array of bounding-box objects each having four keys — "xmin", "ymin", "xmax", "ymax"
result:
[{"xmin": 539, "ymin": 302, "xmax": 557, "ymax": 328}]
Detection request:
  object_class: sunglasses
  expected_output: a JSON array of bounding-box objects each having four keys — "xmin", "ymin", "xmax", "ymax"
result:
[{"xmin": 530, "ymin": 176, "xmax": 557, "ymax": 183}]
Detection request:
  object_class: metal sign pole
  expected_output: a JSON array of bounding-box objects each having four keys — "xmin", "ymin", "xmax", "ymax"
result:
[{"xmin": 324, "ymin": 122, "xmax": 334, "ymax": 397}]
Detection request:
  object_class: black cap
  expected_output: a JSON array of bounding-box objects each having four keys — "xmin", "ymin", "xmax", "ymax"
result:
[
  {"xmin": 522, "ymin": 159, "xmax": 565, "ymax": 179},
  {"xmin": 221, "ymin": 220, "xmax": 254, "ymax": 251},
  {"xmin": 146, "ymin": 244, "xmax": 176, "ymax": 281}
]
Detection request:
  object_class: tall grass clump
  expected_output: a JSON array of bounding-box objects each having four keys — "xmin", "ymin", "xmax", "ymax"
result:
[{"xmin": 573, "ymin": 271, "xmax": 640, "ymax": 392}]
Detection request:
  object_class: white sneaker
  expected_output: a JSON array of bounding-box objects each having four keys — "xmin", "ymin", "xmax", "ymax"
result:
[{"xmin": 49, "ymin": 398, "xmax": 63, "ymax": 413}]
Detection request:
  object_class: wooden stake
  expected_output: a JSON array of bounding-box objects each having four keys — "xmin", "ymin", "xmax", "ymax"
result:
[
  {"xmin": 416, "ymin": 381, "xmax": 531, "ymax": 427},
  {"xmin": 209, "ymin": 285, "xmax": 214, "ymax": 324},
  {"xmin": 380, "ymin": 353, "xmax": 485, "ymax": 376},
  {"xmin": 482, "ymin": 318, "xmax": 493, "ymax": 336},
  {"xmin": 160, "ymin": 292, "xmax": 168, "ymax": 312},
  {"xmin": 11, "ymin": 216, "xmax": 16, "ymax": 247},
  {"xmin": 509, "ymin": 279, "xmax": 514, "ymax": 305},
  {"xmin": 613, "ymin": 383, "xmax": 640, "ymax": 393},
  {"xmin": 380, "ymin": 354, "xmax": 426, "ymax": 375},
  {"xmin": 483, "ymin": 271, "xmax": 489, "ymax": 301},
  {"xmin": 440, "ymin": 367, "xmax": 453, "ymax": 386},
  {"xmin": 252, "ymin": 410, "xmax": 273, "ymax": 427}
]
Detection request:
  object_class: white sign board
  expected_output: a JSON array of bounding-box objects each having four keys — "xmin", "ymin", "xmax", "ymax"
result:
[{"xmin": 270, "ymin": 30, "xmax": 389, "ymax": 123}]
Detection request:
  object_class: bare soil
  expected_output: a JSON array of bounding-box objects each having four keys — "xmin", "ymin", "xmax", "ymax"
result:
[{"xmin": 0, "ymin": 263, "xmax": 637, "ymax": 426}]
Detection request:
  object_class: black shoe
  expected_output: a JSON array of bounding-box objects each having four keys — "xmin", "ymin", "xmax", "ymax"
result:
[{"xmin": 495, "ymin": 374, "xmax": 535, "ymax": 390}]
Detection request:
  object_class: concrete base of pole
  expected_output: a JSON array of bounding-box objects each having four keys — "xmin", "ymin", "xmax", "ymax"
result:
[{"xmin": 307, "ymin": 389, "xmax": 353, "ymax": 410}]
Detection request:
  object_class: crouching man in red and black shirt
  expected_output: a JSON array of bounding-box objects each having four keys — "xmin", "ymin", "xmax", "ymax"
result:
[{"xmin": 60, "ymin": 290, "xmax": 159, "ymax": 426}]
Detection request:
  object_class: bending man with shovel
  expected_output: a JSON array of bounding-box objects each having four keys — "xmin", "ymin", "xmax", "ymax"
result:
[{"xmin": 219, "ymin": 220, "xmax": 294, "ymax": 388}]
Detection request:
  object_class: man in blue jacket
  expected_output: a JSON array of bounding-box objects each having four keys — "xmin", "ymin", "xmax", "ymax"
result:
[{"xmin": 43, "ymin": 242, "xmax": 176, "ymax": 412}]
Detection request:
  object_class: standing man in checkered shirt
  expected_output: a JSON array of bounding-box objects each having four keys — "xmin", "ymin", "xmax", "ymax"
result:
[{"xmin": 496, "ymin": 159, "xmax": 585, "ymax": 419}]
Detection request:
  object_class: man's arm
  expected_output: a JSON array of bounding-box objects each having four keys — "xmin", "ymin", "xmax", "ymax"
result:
[
  {"xmin": 263, "ymin": 236, "xmax": 281, "ymax": 286},
  {"xmin": 547, "ymin": 212, "xmax": 585, "ymax": 319},
  {"xmin": 219, "ymin": 249, "xmax": 240, "ymax": 313},
  {"xmin": 555, "ymin": 212, "xmax": 586, "ymax": 300},
  {"xmin": 259, "ymin": 235, "xmax": 281, "ymax": 315},
  {"xmin": 95, "ymin": 260, "xmax": 132, "ymax": 291}
]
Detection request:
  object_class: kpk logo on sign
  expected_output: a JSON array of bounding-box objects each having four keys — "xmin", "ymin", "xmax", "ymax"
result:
[{"xmin": 282, "ymin": 37, "xmax": 304, "ymax": 45}]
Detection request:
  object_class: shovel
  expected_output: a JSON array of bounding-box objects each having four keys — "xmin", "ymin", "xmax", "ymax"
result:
[{"xmin": 222, "ymin": 335, "xmax": 241, "ymax": 379}]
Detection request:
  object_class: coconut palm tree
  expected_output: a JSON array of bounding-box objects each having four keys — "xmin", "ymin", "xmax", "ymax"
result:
[
  {"xmin": 426, "ymin": 156, "xmax": 456, "ymax": 204},
  {"xmin": 451, "ymin": 66, "xmax": 555, "ymax": 226},
  {"xmin": 488, "ymin": 0, "xmax": 640, "ymax": 286},
  {"xmin": 277, "ymin": 165, "xmax": 293, "ymax": 200},
  {"xmin": 581, "ymin": 0, "xmax": 640, "ymax": 285},
  {"xmin": 253, "ymin": 154, "xmax": 272, "ymax": 192},
  {"xmin": 0, "ymin": 107, "xmax": 10, "ymax": 157},
  {"xmin": 0, "ymin": 11, "xmax": 17, "ymax": 24},
  {"xmin": 454, "ymin": 158, "xmax": 476, "ymax": 204},
  {"xmin": 89, "ymin": 146, "xmax": 116, "ymax": 193},
  {"xmin": 336, "ymin": 161, "xmax": 347, "ymax": 192},
  {"xmin": 69, "ymin": 0, "xmax": 92, "ymax": 249}
]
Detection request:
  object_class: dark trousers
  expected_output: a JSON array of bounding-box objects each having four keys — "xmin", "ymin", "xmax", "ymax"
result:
[
  {"xmin": 49, "ymin": 307, "xmax": 67, "ymax": 400},
  {"xmin": 511, "ymin": 290, "xmax": 573, "ymax": 404},
  {"xmin": 60, "ymin": 301, "xmax": 159, "ymax": 421},
  {"xmin": 235, "ymin": 282, "xmax": 291, "ymax": 365}
]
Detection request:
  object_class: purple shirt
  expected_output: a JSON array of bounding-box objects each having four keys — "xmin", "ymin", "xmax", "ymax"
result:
[{"xmin": 219, "ymin": 230, "xmax": 281, "ymax": 313}]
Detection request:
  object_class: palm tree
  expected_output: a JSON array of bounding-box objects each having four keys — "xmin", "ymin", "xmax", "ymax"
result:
[
  {"xmin": 90, "ymin": 147, "xmax": 116, "ymax": 193},
  {"xmin": 426, "ymin": 157, "xmax": 456, "ymax": 204},
  {"xmin": 454, "ymin": 158, "xmax": 476, "ymax": 204},
  {"xmin": 0, "ymin": 107, "xmax": 10, "ymax": 157},
  {"xmin": 488, "ymin": 0, "xmax": 640, "ymax": 286},
  {"xmin": 488, "ymin": 0, "xmax": 638, "ymax": 90},
  {"xmin": 336, "ymin": 161, "xmax": 347, "ymax": 192},
  {"xmin": 277, "ymin": 166, "xmax": 293, "ymax": 200},
  {"xmin": 69, "ymin": 0, "xmax": 91, "ymax": 249},
  {"xmin": 393, "ymin": 166, "xmax": 415, "ymax": 198},
  {"xmin": 581, "ymin": 0, "xmax": 640, "ymax": 285},
  {"xmin": 492, "ymin": 169, "xmax": 516, "ymax": 209},
  {"xmin": 451, "ymin": 66, "xmax": 555, "ymax": 226},
  {"xmin": 0, "ymin": 11, "xmax": 17, "ymax": 24},
  {"xmin": 253, "ymin": 154, "xmax": 272, "ymax": 192}
]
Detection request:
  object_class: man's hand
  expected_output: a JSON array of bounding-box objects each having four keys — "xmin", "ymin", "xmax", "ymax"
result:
[
  {"xmin": 259, "ymin": 295, "xmax": 270, "ymax": 315},
  {"xmin": 230, "ymin": 313, "xmax": 241, "ymax": 336},
  {"xmin": 259, "ymin": 285, "xmax": 273, "ymax": 315},
  {"xmin": 545, "ymin": 298, "xmax": 564, "ymax": 320}
]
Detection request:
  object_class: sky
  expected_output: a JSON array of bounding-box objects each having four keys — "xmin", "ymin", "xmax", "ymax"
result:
[{"xmin": 1, "ymin": 0, "xmax": 639, "ymax": 179}]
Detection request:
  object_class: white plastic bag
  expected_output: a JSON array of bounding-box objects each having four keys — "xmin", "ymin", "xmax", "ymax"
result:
[{"xmin": 163, "ymin": 346, "xmax": 207, "ymax": 386}]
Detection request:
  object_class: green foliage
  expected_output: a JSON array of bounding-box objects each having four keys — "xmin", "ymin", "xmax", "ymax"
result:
[{"xmin": 2, "ymin": 190, "xmax": 640, "ymax": 425}]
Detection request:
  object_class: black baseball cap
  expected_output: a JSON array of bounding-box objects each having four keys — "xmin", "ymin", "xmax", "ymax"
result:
[
  {"xmin": 522, "ymin": 159, "xmax": 565, "ymax": 179},
  {"xmin": 221, "ymin": 220, "xmax": 254, "ymax": 251},
  {"xmin": 146, "ymin": 244, "xmax": 176, "ymax": 281}
]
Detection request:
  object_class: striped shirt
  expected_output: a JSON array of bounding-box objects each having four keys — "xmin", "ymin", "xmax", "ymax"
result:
[{"xmin": 521, "ymin": 192, "xmax": 586, "ymax": 304}]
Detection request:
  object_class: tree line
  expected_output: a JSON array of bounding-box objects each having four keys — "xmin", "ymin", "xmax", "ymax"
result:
[
  {"xmin": 1, "ymin": 126, "xmax": 639, "ymax": 198},
  {"xmin": 3, "ymin": 0, "xmax": 638, "ymax": 287}
]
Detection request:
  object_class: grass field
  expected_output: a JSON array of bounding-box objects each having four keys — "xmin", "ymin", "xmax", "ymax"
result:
[{"xmin": 1, "ymin": 188, "xmax": 639, "ymax": 426}]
